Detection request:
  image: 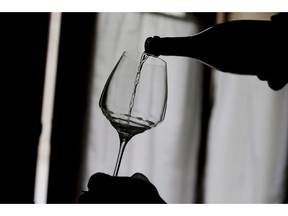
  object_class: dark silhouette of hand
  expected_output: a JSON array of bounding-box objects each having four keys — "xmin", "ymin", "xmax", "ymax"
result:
[
  {"xmin": 79, "ymin": 172, "xmax": 166, "ymax": 204},
  {"xmin": 256, "ymin": 70, "xmax": 288, "ymax": 91},
  {"xmin": 260, "ymin": 13, "xmax": 288, "ymax": 91}
]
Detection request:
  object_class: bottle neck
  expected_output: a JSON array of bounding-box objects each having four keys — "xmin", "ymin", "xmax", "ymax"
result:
[{"xmin": 145, "ymin": 35, "xmax": 203, "ymax": 58}]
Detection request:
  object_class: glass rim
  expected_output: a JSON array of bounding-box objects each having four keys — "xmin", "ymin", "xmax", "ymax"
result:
[{"xmin": 122, "ymin": 50, "xmax": 167, "ymax": 67}]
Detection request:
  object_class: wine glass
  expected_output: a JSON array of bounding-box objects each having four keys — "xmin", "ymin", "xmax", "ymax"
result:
[{"xmin": 99, "ymin": 51, "xmax": 167, "ymax": 176}]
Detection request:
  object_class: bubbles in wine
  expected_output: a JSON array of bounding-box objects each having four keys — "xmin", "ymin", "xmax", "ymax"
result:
[{"xmin": 102, "ymin": 110, "xmax": 155, "ymax": 138}]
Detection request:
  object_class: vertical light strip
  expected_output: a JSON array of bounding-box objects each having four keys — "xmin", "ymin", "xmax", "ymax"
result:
[{"xmin": 34, "ymin": 12, "xmax": 62, "ymax": 204}]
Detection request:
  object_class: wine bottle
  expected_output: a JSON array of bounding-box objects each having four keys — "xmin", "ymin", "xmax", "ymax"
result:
[{"xmin": 145, "ymin": 20, "xmax": 279, "ymax": 76}]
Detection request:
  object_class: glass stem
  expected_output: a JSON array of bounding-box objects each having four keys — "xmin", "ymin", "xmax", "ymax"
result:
[{"xmin": 113, "ymin": 135, "xmax": 130, "ymax": 177}]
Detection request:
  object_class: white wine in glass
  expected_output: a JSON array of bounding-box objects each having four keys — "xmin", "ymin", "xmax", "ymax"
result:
[{"xmin": 99, "ymin": 51, "xmax": 167, "ymax": 176}]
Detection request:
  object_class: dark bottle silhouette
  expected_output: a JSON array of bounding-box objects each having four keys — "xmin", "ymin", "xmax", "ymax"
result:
[{"xmin": 145, "ymin": 15, "xmax": 288, "ymax": 90}]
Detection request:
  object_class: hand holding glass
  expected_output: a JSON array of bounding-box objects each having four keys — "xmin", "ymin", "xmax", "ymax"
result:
[{"xmin": 99, "ymin": 51, "xmax": 167, "ymax": 176}]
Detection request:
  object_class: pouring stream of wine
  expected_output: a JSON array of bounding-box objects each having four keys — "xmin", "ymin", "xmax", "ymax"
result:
[{"xmin": 128, "ymin": 52, "xmax": 150, "ymax": 116}]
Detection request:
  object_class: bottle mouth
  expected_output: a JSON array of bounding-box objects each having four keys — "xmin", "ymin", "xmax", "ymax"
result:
[{"xmin": 144, "ymin": 36, "xmax": 160, "ymax": 57}]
